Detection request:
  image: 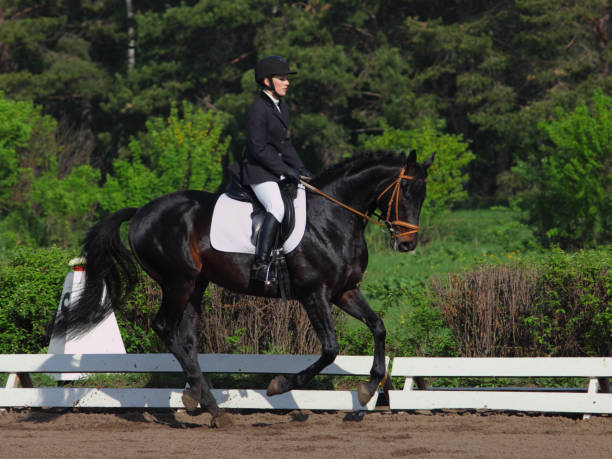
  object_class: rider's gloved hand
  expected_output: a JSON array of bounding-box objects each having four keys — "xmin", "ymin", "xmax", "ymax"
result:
[
  {"xmin": 284, "ymin": 168, "xmax": 301, "ymax": 183},
  {"xmin": 298, "ymin": 167, "xmax": 313, "ymax": 181}
]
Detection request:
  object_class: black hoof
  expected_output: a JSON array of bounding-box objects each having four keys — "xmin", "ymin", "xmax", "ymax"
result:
[
  {"xmin": 181, "ymin": 389, "xmax": 200, "ymax": 412},
  {"xmin": 357, "ymin": 380, "xmax": 377, "ymax": 406},
  {"xmin": 267, "ymin": 375, "xmax": 290, "ymax": 396},
  {"xmin": 211, "ymin": 409, "xmax": 233, "ymax": 428}
]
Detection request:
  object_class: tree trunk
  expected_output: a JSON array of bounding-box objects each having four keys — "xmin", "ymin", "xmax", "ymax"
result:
[{"xmin": 126, "ymin": 0, "xmax": 135, "ymax": 71}]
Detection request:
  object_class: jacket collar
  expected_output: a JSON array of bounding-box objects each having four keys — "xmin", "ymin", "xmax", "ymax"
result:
[{"xmin": 259, "ymin": 92, "xmax": 289, "ymax": 127}]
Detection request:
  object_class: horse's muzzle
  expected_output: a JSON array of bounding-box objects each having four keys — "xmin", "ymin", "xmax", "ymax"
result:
[{"xmin": 392, "ymin": 236, "xmax": 417, "ymax": 252}]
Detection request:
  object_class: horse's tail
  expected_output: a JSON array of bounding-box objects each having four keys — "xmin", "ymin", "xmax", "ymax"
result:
[{"xmin": 59, "ymin": 207, "xmax": 139, "ymax": 339}]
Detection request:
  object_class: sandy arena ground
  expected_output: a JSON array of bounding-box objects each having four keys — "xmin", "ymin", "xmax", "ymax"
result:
[{"xmin": 0, "ymin": 408, "xmax": 610, "ymax": 458}]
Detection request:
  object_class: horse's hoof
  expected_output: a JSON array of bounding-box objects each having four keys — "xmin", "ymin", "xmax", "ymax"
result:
[
  {"xmin": 267, "ymin": 375, "xmax": 289, "ymax": 396},
  {"xmin": 211, "ymin": 410, "xmax": 233, "ymax": 428},
  {"xmin": 357, "ymin": 381, "xmax": 374, "ymax": 406},
  {"xmin": 181, "ymin": 389, "xmax": 200, "ymax": 412}
]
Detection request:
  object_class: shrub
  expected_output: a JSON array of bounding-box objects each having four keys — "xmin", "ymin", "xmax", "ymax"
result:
[
  {"xmin": 432, "ymin": 247, "xmax": 611, "ymax": 357},
  {"xmin": 526, "ymin": 248, "xmax": 611, "ymax": 356},
  {"xmin": 203, "ymin": 287, "xmax": 320, "ymax": 355},
  {"xmin": 89, "ymin": 273, "xmax": 322, "ymax": 355},
  {"xmin": 0, "ymin": 247, "xmax": 74, "ymax": 353},
  {"xmin": 0, "ymin": 246, "xmax": 322, "ymax": 355},
  {"xmin": 358, "ymin": 279, "xmax": 457, "ymax": 357},
  {"xmin": 432, "ymin": 265, "xmax": 539, "ymax": 356}
]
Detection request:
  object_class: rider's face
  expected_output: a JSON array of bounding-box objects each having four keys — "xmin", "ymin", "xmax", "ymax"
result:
[{"xmin": 267, "ymin": 75, "xmax": 289, "ymax": 96}]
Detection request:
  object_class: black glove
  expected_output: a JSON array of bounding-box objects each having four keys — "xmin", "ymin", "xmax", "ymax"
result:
[
  {"xmin": 298, "ymin": 167, "xmax": 313, "ymax": 181},
  {"xmin": 284, "ymin": 168, "xmax": 301, "ymax": 183}
]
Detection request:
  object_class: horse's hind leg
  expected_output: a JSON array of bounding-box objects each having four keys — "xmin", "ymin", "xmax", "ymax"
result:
[
  {"xmin": 334, "ymin": 288, "xmax": 388, "ymax": 406},
  {"xmin": 153, "ymin": 279, "xmax": 230, "ymax": 427},
  {"xmin": 267, "ymin": 291, "xmax": 339, "ymax": 395}
]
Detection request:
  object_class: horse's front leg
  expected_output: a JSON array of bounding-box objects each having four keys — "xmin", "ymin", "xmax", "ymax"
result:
[
  {"xmin": 334, "ymin": 288, "xmax": 389, "ymax": 406},
  {"xmin": 267, "ymin": 291, "xmax": 339, "ymax": 396}
]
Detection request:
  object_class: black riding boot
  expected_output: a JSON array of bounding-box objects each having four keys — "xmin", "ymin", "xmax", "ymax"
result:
[{"xmin": 252, "ymin": 212, "xmax": 280, "ymax": 284}]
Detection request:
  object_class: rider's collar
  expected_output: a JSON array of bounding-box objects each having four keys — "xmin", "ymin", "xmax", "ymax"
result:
[{"xmin": 263, "ymin": 90, "xmax": 280, "ymax": 106}]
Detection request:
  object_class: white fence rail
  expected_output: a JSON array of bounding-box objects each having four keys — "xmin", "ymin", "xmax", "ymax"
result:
[
  {"xmin": 2, "ymin": 355, "xmax": 611, "ymax": 414},
  {"xmin": 389, "ymin": 357, "xmax": 611, "ymax": 414},
  {"xmin": 0, "ymin": 353, "xmax": 387, "ymax": 411}
]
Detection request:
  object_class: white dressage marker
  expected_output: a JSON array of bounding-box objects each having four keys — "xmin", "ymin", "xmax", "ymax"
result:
[{"xmin": 46, "ymin": 258, "xmax": 126, "ymax": 381}]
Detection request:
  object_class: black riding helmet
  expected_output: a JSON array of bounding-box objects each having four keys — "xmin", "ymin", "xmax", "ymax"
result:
[{"xmin": 254, "ymin": 56, "xmax": 297, "ymax": 89}]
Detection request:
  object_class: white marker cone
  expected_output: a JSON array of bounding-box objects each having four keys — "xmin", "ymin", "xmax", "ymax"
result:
[{"xmin": 47, "ymin": 257, "xmax": 126, "ymax": 381}]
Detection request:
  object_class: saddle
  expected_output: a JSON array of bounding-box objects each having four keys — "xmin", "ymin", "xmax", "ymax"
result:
[{"xmin": 224, "ymin": 179, "xmax": 297, "ymax": 247}]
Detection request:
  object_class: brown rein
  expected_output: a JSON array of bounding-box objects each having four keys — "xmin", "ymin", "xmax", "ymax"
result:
[{"xmin": 299, "ymin": 167, "xmax": 422, "ymax": 239}]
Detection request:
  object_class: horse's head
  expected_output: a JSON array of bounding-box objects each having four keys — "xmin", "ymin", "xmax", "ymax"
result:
[{"xmin": 377, "ymin": 151, "xmax": 434, "ymax": 252}]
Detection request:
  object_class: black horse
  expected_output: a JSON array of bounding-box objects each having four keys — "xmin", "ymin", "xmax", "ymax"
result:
[{"xmin": 61, "ymin": 150, "xmax": 433, "ymax": 426}]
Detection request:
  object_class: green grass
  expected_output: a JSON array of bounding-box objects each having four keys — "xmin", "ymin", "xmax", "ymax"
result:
[{"xmin": 364, "ymin": 206, "xmax": 541, "ymax": 286}]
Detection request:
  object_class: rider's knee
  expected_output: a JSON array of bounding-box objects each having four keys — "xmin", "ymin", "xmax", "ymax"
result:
[{"xmin": 266, "ymin": 203, "xmax": 284, "ymax": 223}]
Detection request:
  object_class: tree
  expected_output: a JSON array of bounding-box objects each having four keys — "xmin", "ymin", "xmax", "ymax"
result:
[
  {"xmin": 0, "ymin": 1, "xmax": 114, "ymax": 117},
  {"xmin": 0, "ymin": 91, "xmax": 101, "ymax": 249},
  {"xmin": 100, "ymin": 102, "xmax": 230, "ymax": 212},
  {"xmin": 512, "ymin": 90, "xmax": 611, "ymax": 248},
  {"xmin": 360, "ymin": 119, "xmax": 475, "ymax": 218}
]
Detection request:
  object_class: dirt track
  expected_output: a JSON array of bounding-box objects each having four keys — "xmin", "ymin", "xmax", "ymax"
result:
[{"xmin": 0, "ymin": 409, "xmax": 610, "ymax": 458}]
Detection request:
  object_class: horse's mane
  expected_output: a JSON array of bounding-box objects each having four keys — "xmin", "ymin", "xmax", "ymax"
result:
[{"xmin": 313, "ymin": 151, "xmax": 404, "ymax": 187}]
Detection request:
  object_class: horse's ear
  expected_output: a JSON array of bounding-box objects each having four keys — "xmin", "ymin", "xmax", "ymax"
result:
[
  {"xmin": 423, "ymin": 152, "xmax": 435, "ymax": 169},
  {"xmin": 406, "ymin": 150, "xmax": 417, "ymax": 167}
]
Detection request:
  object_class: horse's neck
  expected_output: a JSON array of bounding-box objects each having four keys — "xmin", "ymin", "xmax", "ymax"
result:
[{"xmin": 324, "ymin": 164, "xmax": 397, "ymax": 214}]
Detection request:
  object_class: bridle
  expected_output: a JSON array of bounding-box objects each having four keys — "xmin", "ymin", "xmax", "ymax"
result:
[
  {"xmin": 300, "ymin": 167, "xmax": 424, "ymax": 240},
  {"xmin": 375, "ymin": 167, "xmax": 423, "ymax": 239}
]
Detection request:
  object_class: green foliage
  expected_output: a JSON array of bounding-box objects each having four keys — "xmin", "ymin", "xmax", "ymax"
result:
[
  {"xmin": 360, "ymin": 120, "xmax": 475, "ymax": 218},
  {"xmin": 29, "ymin": 164, "xmax": 102, "ymax": 248},
  {"xmin": 0, "ymin": 247, "xmax": 74, "ymax": 353},
  {"xmin": 525, "ymin": 247, "xmax": 611, "ymax": 356},
  {"xmin": 513, "ymin": 90, "xmax": 612, "ymax": 248},
  {"xmin": 115, "ymin": 275, "xmax": 165, "ymax": 354},
  {"xmin": 0, "ymin": 92, "xmax": 41, "ymax": 207},
  {"xmin": 0, "ymin": 92, "xmax": 101, "ymax": 249},
  {"xmin": 359, "ymin": 279, "xmax": 457, "ymax": 358},
  {"xmin": 101, "ymin": 102, "xmax": 230, "ymax": 211}
]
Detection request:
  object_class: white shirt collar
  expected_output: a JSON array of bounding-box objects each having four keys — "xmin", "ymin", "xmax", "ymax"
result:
[{"xmin": 263, "ymin": 90, "xmax": 280, "ymax": 110}]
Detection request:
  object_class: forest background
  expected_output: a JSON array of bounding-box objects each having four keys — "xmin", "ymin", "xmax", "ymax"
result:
[{"xmin": 0, "ymin": 1, "xmax": 610, "ymax": 370}]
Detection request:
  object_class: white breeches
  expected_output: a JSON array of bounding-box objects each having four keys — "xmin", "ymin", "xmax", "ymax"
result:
[{"xmin": 250, "ymin": 181, "xmax": 285, "ymax": 223}]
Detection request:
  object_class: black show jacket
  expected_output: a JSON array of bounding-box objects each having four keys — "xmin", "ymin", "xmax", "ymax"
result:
[{"xmin": 230, "ymin": 92, "xmax": 304, "ymax": 185}]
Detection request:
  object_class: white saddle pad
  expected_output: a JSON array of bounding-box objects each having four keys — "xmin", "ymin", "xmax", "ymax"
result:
[{"xmin": 210, "ymin": 185, "xmax": 306, "ymax": 254}]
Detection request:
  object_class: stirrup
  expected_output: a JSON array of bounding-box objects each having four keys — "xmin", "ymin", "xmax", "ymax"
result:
[{"xmin": 252, "ymin": 262, "xmax": 276, "ymax": 285}]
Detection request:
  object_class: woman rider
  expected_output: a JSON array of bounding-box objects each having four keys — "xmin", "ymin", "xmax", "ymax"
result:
[{"xmin": 229, "ymin": 56, "xmax": 312, "ymax": 284}]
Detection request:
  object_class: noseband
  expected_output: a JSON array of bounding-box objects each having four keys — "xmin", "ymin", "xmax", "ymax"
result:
[{"xmin": 300, "ymin": 167, "xmax": 423, "ymax": 240}]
